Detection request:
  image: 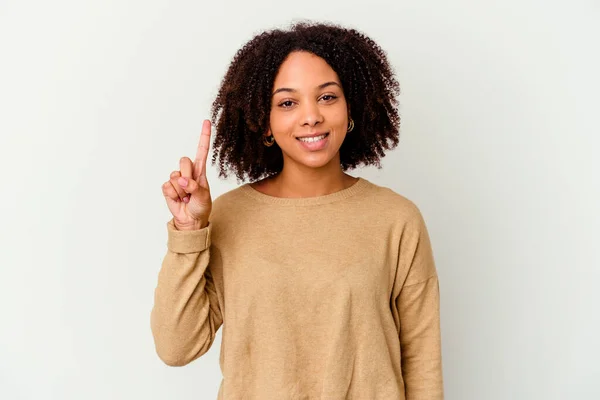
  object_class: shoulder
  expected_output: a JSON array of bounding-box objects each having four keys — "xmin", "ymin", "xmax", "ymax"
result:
[
  {"xmin": 363, "ymin": 179, "xmax": 424, "ymax": 221},
  {"xmin": 360, "ymin": 179, "xmax": 432, "ymax": 238}
]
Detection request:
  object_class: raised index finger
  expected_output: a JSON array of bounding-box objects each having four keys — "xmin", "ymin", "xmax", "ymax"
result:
[{"xmin": 194, "ymin": 119, "xmax": 212, "ymax": 179}]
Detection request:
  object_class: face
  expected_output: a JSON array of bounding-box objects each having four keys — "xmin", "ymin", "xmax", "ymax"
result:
[{"xmin": 268, "ymin": 51, "xmax": 350, "ymax": 171}]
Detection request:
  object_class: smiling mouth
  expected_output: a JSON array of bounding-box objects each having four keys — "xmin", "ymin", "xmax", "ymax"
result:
[{"xmin": 296, "ymin": 133, "xmax": 329, "ymax": 142}]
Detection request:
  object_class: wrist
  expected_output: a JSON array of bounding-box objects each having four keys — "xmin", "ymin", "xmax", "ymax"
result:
[{"xmin": 174, "ymin": 219, "xmax": 208, "ymax": 231}]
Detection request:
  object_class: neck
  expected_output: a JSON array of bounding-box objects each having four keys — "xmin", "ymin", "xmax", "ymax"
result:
[{"xmin": 269, "ymin": 160, "xmax": 356, "ymax": 198}]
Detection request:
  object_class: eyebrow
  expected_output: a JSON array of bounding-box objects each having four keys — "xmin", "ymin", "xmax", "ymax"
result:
[{"xmin": 272, "ymin": 81, "xmax": 341, "ymax": 96}]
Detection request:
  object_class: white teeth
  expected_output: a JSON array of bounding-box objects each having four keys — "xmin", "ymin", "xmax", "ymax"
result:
[{"xmin": 299, "ymin": 134, "xmax": 327, "ymax": 143}]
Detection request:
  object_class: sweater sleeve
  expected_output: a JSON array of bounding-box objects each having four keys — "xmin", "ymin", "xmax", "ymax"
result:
[
  {"xmin": 150, "ymin": 218, "xmax": 223, "ymax": 366},
  {"xmin": 394, "ymin": 210, "xmax": 444, "ymax": 399}
]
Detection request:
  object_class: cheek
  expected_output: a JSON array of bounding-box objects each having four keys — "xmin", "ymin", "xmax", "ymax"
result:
[
  {"xmin": 269, "ymin": 111, "xmax": 295, "ymax": 132},
  {"xmin": 329, "ymin": 113, "xmax": 349, "ymax": 132},
  {"xmin": 328, "ymin": 101, "xmax": 349, "ymax": 123}
]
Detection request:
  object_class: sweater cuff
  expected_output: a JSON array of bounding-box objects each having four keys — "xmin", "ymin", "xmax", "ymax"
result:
[{"xmin": 166, "ymin": 218, "xmax": 211, "ymax": 254}]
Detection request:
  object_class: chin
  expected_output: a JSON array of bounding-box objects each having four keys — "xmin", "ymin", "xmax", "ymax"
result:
[{"xmin": 292, "ymin": 153, "xmax": 340, "ymax": 169}]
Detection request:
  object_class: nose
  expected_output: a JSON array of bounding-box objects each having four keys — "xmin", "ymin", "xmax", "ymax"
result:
[{"xmin": 300, "ymin": 100, "xmax": 324, "ymax": 127}]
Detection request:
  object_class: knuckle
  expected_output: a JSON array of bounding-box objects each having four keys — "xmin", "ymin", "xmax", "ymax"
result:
[{"xmin": 170, "ymin": 171, "xmax": 180, "ymax": 178}]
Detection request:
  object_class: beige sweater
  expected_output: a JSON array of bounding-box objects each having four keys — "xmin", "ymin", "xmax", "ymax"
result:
[{"xmin": 151, "ymin": 177, "xmax": 443, "ymax": 399}]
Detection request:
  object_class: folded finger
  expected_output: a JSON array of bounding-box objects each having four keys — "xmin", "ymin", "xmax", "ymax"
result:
[
  {"xmin": 169, "ymin": 177, "xmax": 188, "ymax": 201},
  {"xmin": 180, "ymin": 157, "xmax": 193, "ymax": 179},
  {"xmin": 162, "ymin": 181, "xmax": 179, "ymax": 201}
]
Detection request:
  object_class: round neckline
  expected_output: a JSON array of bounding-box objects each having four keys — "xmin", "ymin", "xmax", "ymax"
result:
[{"xmin": 240, "ymin": 177, "xmax": 371, "ymax": 206}]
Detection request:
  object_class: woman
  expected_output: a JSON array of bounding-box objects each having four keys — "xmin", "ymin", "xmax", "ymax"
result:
[{"xmin": 151, "ymin": 21, "xmax": 443, "ymax": 400}]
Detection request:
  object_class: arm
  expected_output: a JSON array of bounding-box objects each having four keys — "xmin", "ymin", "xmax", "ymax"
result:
[
  {"xmin": 150, "ymin": 218, "xmax": 223, "ymax": 366},
  {"xmin": 394, "ymin": 210, "xmax": 444, "ymax": 399}
]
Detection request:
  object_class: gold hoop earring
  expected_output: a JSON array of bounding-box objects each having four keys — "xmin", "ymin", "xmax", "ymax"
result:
[
  {"xmin": 347, "ymin": 118, "xmax": 355, "ymax": 133},
  {"xmin": 263, "ymin": 134, "xmax": 275, "ymax": 147}
]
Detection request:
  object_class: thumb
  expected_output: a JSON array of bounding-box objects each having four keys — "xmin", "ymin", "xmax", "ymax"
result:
[{"xmin": 177, "ymin": 177, "xmax": 202, "ymax": 197}]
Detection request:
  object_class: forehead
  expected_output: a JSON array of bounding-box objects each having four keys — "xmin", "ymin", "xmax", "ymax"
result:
[{"xmin": 273, "ymin": 51, "xmax": 340, "ymax": 89}]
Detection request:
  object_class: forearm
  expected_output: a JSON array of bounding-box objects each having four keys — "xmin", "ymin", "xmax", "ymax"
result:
[
  {"xmin": 150, "ymin": 220, "xmax": 222, "ymax": 366},
  {"xmin": 399, "ymin": 276, "xmax": 444, "ymax": 399}
]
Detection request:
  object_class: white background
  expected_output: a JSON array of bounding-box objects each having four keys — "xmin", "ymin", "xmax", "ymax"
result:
[{"xmin": 1, "ymin": 0, "xmax": 598, "ymax": 399}]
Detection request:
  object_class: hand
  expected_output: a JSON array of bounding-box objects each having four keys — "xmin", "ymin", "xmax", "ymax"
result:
[{"xmin": 161, "ymin": 119, "xmax": 213, "ymax": 230}]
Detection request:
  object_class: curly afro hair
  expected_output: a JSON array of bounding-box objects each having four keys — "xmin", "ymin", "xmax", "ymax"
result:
[{"xmin": 210, "ymin": 21, "xmax": 401, "ymax": 183}]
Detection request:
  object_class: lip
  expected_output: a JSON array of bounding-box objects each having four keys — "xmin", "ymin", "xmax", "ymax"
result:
[
  {"xmin": 296, "ymin": 132, "xmax": 329, "ymax": 151},
  {"xmin": 296, "ymin": 132, "xmax": 329, "ymax": 139}
]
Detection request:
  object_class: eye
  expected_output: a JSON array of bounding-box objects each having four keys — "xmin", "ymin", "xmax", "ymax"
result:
[
  {"xmin": 278, "ymin": 100, "xmax": 295, "ymax": 108},
  {"xmin": 320, "ymin": 94, "xmax": 338, "ymax": 102}
]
